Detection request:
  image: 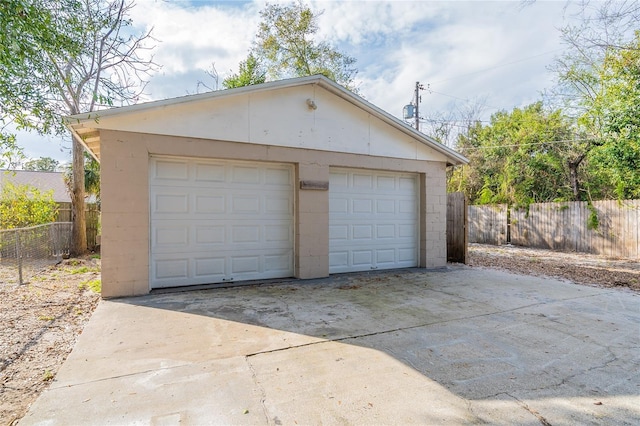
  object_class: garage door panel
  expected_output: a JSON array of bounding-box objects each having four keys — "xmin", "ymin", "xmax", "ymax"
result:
[
  {"xmin": 155, "ymin": 226, "xmax": 189, "ymax": 247},
  {"xmin": 353, "ymin": 225, "xmax": 373, "ymax": 239},
  {"xmin": 265, "ymin": 168, "xmax": 292, "ymax": 186},
  {"xmin": 376, "ymin": 199, "xmax": 395, "ymax": 214},
  {"xmin": 329, "ymin": 198, "xmax": 348, "ymax": 214},
  {"xmin": 398, "ymin": 248, "xmax": 417, "ymax": 263},
  {"xmin": 329, "ymin": 168, "xmax": 418, "ymax": 273},
  {"xmin": 266, "ymin": 196, "xmax": 293, "ymax": 214},
  {"xmin": 195, "ymin": 195, "xmax": 225, "ymax": 213},
  {"xmin": 376, "ymin": 224, "xmax": 395, "ymax": 238},
  {"xmin": 265, "ymin": 224, "xmax": 292, "ymax": 242},
  {"xmin": 264, "ymin": 252, "xmax": 293, "ymax": 273},
  {"xmin": 155, "ymin": 258, "xmax": 189, "ymax": 280},
  {"xmin": 194, "ymin": 163, "xmax": 225, "ymax": 182},
  {"xmin": 232, "ymin": 196, "xmax": 260, "ymax": 214},
  {"xmin": 329, "ymin": 251, "xmax": 349, "ymax": 269},
  {"xmin": 150, "ymin": 157, "xmax": 294, "ymax": 288},
  {"xmin": 154, "ymin": 193, "xmax": 189, "ymax": 214},
  {"xmin": 352, "ymin": 199, "xmax": 373, "ymax": 213},
  {"xmin": 376, "ymin": 249, "xmax": 396, "ymax": 264},
  {"xmin": 399, "ymin": 224, "xmax": 416, "ymax": 238},
  {"xmin": 154, "ymin": 159, "xmax": 189, "ymax": 180},
  {"xmin": 353, "ymin": 173, "xmax": 373, "ymax": 188},
  {"xmin": 231, "ymin": 165, "xmax": 260, "ymax": 184},
  {"xmin": 194, "ymin": 257, "xmax": 226, "ymax": 277},
  {"xmin": 352, "ymin": 250, "xmax": 373, "ymax": 266},
  {"xmin": 329, "ymin": 225, "xmax": 348, "ymax": 241},
  {"xmin": 195, "ymin": 226, "xmax": 225, "ymax": 244}
]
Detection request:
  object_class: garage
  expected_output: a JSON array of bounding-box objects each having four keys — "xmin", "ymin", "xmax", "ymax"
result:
[
  {"xmin": 329, "ymin": 168, "xmax": 419, "ymax": 273},
  {"xmin": 149, "ymin": 156, "xmax": 294, "ymax": 288},
  {"xmin": 67, "ymin": 75, "xmax": 468, "ymax": 297}
]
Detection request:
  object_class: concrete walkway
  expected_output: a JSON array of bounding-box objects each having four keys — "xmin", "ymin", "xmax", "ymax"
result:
[{"xmin": 21, "ymin": 266, "xmax": 640, "ymax": 425}]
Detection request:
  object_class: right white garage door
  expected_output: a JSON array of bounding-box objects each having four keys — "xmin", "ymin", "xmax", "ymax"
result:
[{"xmin": 329, "ymin": 168, "xmax": 419, "ymax": 273}]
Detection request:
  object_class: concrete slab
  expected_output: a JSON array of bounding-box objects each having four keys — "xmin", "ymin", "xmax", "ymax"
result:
[{"xmin": 20, "ymin": 267, "xmax": 640, "ymax": 425}]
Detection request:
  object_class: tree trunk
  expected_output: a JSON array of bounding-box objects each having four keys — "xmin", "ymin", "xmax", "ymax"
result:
[
  {"xmin": 71, "ymin": 137, "xmax": 87, "ymax": 256},
  {"xmin": 568, "ymin": 154, "xmax": 586, "ymax": 201}
]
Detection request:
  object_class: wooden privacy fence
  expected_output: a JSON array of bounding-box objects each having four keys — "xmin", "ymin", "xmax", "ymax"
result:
[
  {"xmin": 55, "ymin": 202, "xmax": 100, "ymax": 250},
  {"xmin": 468, "ymin": 204, "xmax": 508, "ymax": 245},
  {"xmin": 468, "ymin": 200, "xmax": 640, "ymax": 259}
]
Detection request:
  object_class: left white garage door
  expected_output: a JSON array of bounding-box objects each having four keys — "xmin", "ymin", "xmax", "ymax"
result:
[{"xmin": 149, "ymin": 157, "xmax": 294, "ymax": 288}]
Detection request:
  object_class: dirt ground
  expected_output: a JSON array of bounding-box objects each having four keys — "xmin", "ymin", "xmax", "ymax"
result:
[
  {"xmin": 468, "ymin": 243, "xmax": 640, "ymax": 292},
  {"xmin": 0, "ymin": 258, "xmax": 100, "ymax": 425},
  {"xmin": 1, "ymin": 245, "xmax": 638, "ymax": 425}
]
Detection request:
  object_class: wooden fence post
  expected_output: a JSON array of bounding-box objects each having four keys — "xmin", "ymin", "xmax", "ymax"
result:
[{"xmin": 447, "ymin": 192, "xmax": 468, "ymax": 264}]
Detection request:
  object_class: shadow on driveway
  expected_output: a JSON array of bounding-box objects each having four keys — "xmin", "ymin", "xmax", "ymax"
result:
[{"xmin": 21, "ymin": 266, "xmax": 640, "ymax": 425}]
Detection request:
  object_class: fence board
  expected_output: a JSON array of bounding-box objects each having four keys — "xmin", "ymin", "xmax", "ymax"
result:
[
  {"xmin": 447, "ymin": 192, "xmax": 467, "ymax": 263},
  {"xmin": 55, "ymin": 202, "xmax": 100, "ymax": 249},
  {"xmin": 481, "ymin": 199, "xmax": 639, "ymax": 259},
  {"xmin": 468, "ymin": 204, "xmax": 508, "ymax": 245}
]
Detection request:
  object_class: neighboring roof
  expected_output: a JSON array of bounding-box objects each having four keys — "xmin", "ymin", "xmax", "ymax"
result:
[
  {"xmin": 0, "ymin": 170, "xmax": 70, "ymax": 203},
  {"xmin": 67, "ymin": 74, "xmax": 468, "ymax": 166}
]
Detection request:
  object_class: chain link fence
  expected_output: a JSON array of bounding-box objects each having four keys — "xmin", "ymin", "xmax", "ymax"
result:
[{"xmin": 0, "ymin": 222, "xmax": 72, "ymax": 285}]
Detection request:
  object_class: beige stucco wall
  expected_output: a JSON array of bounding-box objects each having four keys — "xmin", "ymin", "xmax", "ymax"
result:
[
  {"xmin": 99, "ymin": 130, "xmax": 448, "ymax": 298},
  {"xmin": 87, "ymin": 83, "xmax": 452, "ymax": 164}
]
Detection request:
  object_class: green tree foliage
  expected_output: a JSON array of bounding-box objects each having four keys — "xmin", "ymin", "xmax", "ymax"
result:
[
  {"xmin": 586, "ymin": 34, "xmax": 640, "ymax": 199},
  {"xmin": 546, "ymin": 1, "xmax": 640, "ymax": 200},
  {"xmin": 63, "ymin": 154, "xmax": 101, "ymax": 202},
  {"xmin": 1, "ymin": 0, "xmax": 156, "ymax": 254},
  {"xmin": 449, "ymin": 103, "xmax": 583, "ymax": 206},
  {"xmin": 226, "ymin": 2, "xmax": 357, "ymax": 91},
  {"xmin": 222, "ymin": 53, "xmax": 266, "ymax": 89},
  {"xmin": 0, "ymin": 0, "xmax": 80, "ymax": 163},
  {"xmin": 22, "ymin": 157, "xmax": 60, "ymax": 172},
  {"xmin": 0, "ymin": 180, "xmax": 57, "ymax": 229}
]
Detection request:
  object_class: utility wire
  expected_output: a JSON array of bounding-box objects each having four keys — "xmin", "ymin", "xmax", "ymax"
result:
[
  {"xmin": 429, "ymin": 48, "xmax": 566, "ymax": 85},
  {"xmin": 459, "ymin": 137, "xmax": 599, "ymax": 150}
]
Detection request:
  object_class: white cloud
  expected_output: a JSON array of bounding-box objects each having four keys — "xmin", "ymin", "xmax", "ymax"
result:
[
  {"xmin": 130, "ymin": 0, "xmax": 262, "ymax": 95},
  {"xmin": 15, "ymin": 0, "xmax": 585, "ymax": 161}
]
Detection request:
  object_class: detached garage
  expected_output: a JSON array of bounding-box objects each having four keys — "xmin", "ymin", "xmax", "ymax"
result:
[{"xmin": 68, "ymin": 75, "xmax": 467, "ymax": 297}]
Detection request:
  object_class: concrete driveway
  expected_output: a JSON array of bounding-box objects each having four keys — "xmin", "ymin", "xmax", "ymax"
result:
[{"xmin": 21, "ymin": 266, "xmax": 640, "ymax": 425}]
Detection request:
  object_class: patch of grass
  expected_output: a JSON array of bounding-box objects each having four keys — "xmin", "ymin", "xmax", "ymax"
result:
[
  {"xmin": 42, "ymin": 370, "xmax": 54, "ymax": 382},
  {"xmin": 90, "ymin": 254, "xmax": 101, "ymax": 259},
  {"xmin": 79, "ymin": 279, "xmax": 101, "ymax": 293},
  {"xmin": 67, "ymin": 266, "xmax": 99, "ymax": 274},
  {"xmin": 38, "ymin": 315, "xmax": 55, "ymax": 321}
]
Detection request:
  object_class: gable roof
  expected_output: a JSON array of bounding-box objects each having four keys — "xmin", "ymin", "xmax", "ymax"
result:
[
  {"xmin": 0, "ymin": 170, "xmax": 70, "ymax": 203},
  {"xmin": 66, "ymin": 75, "xmax": 468, "ymax": 166}
]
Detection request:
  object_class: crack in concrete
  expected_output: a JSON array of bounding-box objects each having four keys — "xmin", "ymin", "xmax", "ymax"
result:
[
  {"xmin": 245, "ymin": 356, "xmax": 272, "ymax": 425},
  {"xmin": 505, "ymin": 393, "xmax": 553, "ymax": 426}
]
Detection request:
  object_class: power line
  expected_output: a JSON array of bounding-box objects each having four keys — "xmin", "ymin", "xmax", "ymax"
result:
[
  {"xmin": 429, "ymin": 48, "xmax": 565, "ymax": 85},
  {"xmin": 459, "ymin": 137, "xmax": 599, "ymax": 150}
]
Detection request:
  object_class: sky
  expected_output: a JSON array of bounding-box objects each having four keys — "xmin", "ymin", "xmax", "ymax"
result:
[{"xmin": 16, "ymin": 0, "xmax": 578, "ymax": 165}]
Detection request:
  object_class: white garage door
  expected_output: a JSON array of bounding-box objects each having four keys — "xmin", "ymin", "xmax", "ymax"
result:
[
  {"xmin": 149, "ymin": 157, "xmax": 294, "ymax": 288},
  {"xmin": 329, "ymin": 168, "xmax": 419, "ymax": 273}
]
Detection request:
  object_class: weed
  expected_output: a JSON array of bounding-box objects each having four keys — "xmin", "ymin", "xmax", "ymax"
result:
[
  {"xmin": 79, "ymin": 279, "xmax": 101, "ymax": 293},
  {"xmin": 38, "ymin": 315, "xmax": 55, "ymax": 321},
  {"xmin": 43, "ymin": 370, "xmax": 54, "ymax": 382},
  {"xmin": 68, "ymin": 266, "xmax": 99, "ymax": 274},
  {"xmin": 90, "ymin": 254, "xmax": 101, "ymax": 259}
]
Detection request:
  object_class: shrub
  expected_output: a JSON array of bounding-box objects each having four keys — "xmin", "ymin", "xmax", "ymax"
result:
[{"xmin": 0, "ymin": 180, "xmax": 58, "ymax": 229}]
